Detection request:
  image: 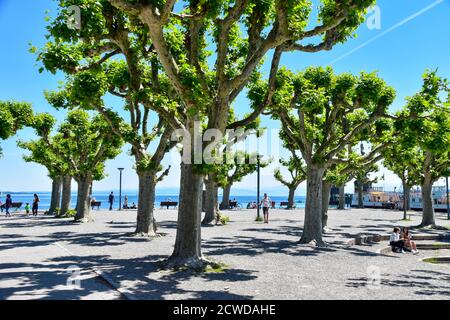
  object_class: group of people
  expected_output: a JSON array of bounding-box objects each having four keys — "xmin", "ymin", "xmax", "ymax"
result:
[
  {"xmin": 107, "ymin": 192, "xmax": 136, "ymax": 210},
  {"xmin": 389, "ymin": 227, "xmax": 419, "ymax": 254},
  {"xmin": 0, "ymin": 194, "xmax": 40, "ymax": 217}
]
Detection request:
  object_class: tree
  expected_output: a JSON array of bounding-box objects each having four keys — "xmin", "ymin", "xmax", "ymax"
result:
[
  {"xmin": 383, "ymin": 141, "xmax": 420, "ymax": 220},
  {"xmin": 394, "ymin": 70, "xmax": 450, "ymax": 228},
  {"xmin": 44, "ymin": 110, "xmax": 123, "ymax": 222},
  {"xmin": 18, "ymin": 113, "xmax": 73, "ymax": 216},
  {"xmin": 266, "ymin": 67, "xmax": 395, "ymax": 245},
  {"xmin": 274, "ymin": 151, "xmax": 305, "ymax": 209},
  {"xmin": 38, "ymin": 1, "xmax": 177, "ymax": 236},
  {"xmin": 0, "ymin": 101, "xmax": 33, "ymax": 156},
  {"xmin": 321, "ymin": 147, "xmax": 382, "ymax": 230},
  {"xmin": 41, "ymin": 0, "xmax": 376, "ymax": 267}
]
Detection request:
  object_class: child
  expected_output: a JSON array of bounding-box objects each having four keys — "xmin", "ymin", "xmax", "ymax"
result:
[
  {"xmin": 389, "ymin": 227, "xmax": 405, "ymax": 253},
  {"xmin": 25, "ymin": 203, "xmax": 31, "ymax": 216}
]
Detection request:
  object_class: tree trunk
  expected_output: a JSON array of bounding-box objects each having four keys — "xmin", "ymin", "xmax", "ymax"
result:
[
  {"xmin": 134, "ymin": 171, "xmax": 158, "ymax": 236},
  {"xmin": 357, "ymin": 182, "xmax": 364, "ymax": 208},
  {"xmin": 338, "ymin": 185, "xmax": 345, "ymax": 210},
  {"xmin": 60, "ymin": 175, "xmax": 72, "ymax": 216},
  {"xmin": 287, "ymin": 186, "xmax": 295, "ymax": 209},
  {"xmin": 167, "ymin": 164, "xmax": 205, "ymax": 268},
  {"xmin": 402, "ymin": 179, "xmax": 407, "ymax": 220},
  {"xmin": 202, "ymin": 174, "xmax": 219, "ymax": 225},
  {"xmin": 300, "ymin": 165, "xmax": 326, "ymax": 246},
  {"xmin": 48, "ymin": 177, "xmax": 62, "ymax": 215},
  {"xmin": 405, "ymin": 187, "xmax": 411, "ymax": 210},
  {"xmin": 74, "ymin": 175, "xmax": 92, "ymax": 223},
  {"xmin": 420, "ymin": 176, "xmax": 435, "ymax": 227},
  {"xmin": 220, "ymin": 184, "xmax": 231, "ymax": 210},
  {"xmin": 322, "ymin": 181, "xmax": 331, "ymax": 231}
]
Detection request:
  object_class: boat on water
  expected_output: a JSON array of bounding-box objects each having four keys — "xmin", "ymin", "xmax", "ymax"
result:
[
  {"xmin": 351, "ymin": 186, "xmax": 400, "ymax": 209},
  {"xmin": 351, "ymin": 185, "xmax": 450, "ymax": 212}
]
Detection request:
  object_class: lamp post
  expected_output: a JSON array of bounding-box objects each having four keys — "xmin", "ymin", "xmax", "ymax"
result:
[
  {"xmin": 257, "ymin": 154, "xmax": 261, "ymax": 221},
  {"xmin": 256, "ymin": 130, "xmax": 261, "ymax": 221},
  {"xmin": 118, "ymin": 168, "xmax": 124, "ymax": 211}
]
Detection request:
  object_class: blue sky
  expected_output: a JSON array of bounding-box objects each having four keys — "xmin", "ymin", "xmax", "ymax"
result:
[{"xmin": 1, "ymin": 0, "xmax": 450, "ymax": 195}]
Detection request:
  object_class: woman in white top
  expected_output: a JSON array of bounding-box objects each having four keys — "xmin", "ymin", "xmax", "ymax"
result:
[{"xmin": 260, "ymin": 193, "xmax": 271, "ymax": 224}]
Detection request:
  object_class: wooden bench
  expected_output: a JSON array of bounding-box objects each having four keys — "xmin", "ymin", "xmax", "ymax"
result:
[
  {"xmin": 229, "ymin": 201, "xmax": 238, "ymax": 209},
  {"xmin": 160, "ymin": 201, "xmax": 178, "ymax": 209},
  {"xmin": 91, "ymin": 201, "xmax": 101, "ymax": 210},
  {"xmin": 280, "ymin": 201, "xmax": 296, "ymax": 208},
  {"xmin": 0, "ymin": 202, "xmax": 23, "ymax": 211}
]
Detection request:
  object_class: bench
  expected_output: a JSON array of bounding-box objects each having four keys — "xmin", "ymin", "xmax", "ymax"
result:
[
  {"xmin": 0, "ymin": 202, "xmax": 23, "ymax": 211},
  {"xmin": 160, "ymin": 201, "xmax": 178, "ymax": 209},
  {"xmin": 91, "ymin": 201, "xmax": 101, "ymax": 210},
  {"xmin": 229, "ymin": 201, "xmax": 238, "ymax": 209},
  {"xmin": 280, "ymin": 201, "xmax": 296, "ymax": 208}
]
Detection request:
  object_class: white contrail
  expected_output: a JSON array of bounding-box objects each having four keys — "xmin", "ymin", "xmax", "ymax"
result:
[{"xmin": 329, "ymin": 0, "xmax": 445, "ymax": 65}]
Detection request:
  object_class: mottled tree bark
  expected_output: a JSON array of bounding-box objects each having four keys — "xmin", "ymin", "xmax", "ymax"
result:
[
  {"xmin": 402, "ymin": 179, "xmax": 408, "ymax": 220},
  {"xmin": 60, "ymin": 175, "xmax": 72, "ymax": 216},
  {"xmin": 300, "ymin": 166, "xmax": 326, "ymax": 246},
  {"xmin": 74, "ymin": 176, "xmax": 92, "ymax": 222},
  {"xmin": 338, "ymin": 185, "xmax": 345, "ymax": 210},
  {"xmin": 202, "ymin": 174, "xmax": 219, "ymax": 225},
  {"xmin": 357, "ymin": 181, "xmax": 364, "ymax": 208},
  {"xmin": 134, "ymin": 171, "xmax": 158, "ymax": 236},
  {"xmin": 321, "ymin": 181, "xmax": 331, "ymax": 231},
  {"xmin": 405, "ymin": 187, "xmax": 411, "ymax": 211},
  {"xmin": 287, "ymin": 187, "xmax": 296, "ymax": 209},
  {"xmin": 220, "ymin": 184, "xmax": 231, "ymax": 210},
  {"xmin": 419, "ymin": 176, "xmax": 435, "ymax": 227},
  {"xmin": 48, "ymin": 177, "xmax": 62, "ymax": 215},
  {"xmin": 167, "ymin": 163, "xmax": 205, "ymax": 268}
]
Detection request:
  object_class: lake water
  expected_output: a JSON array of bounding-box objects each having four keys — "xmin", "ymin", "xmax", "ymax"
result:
[{"xmin": 0, "ymin": 192, "xmax": 306, "ymax": 211}]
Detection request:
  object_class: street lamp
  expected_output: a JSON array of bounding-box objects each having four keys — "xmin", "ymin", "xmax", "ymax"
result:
[
  {"xmin": 257, "ymin": 153, "xmax": 261, "ymax": 221},
  {"xmin": 118, "ymin": 168, "xmax": 124, "ymax": 211},
  {"xmin": 256, "ymin": 129, "xmax": 261, "ymax": 221}
]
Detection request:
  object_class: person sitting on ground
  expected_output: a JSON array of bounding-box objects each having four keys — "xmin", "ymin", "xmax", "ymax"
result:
[
  {"xmin": 130, "ymin": 202, "xmax": 137, "ymax": 209},
  {"xmin": 389, "ymin": 227, "xmax": 405, "ymax": 253},
  {"xmin": 401, "ymin": 227, "xmax": 419, "ymax": 254},
  {"xmin": 25, "ymin": 203, "xmax": 31, "ymax": 216},
  {"xmin": 123, "ymin": 196, "xmax": 129, "ymax": 209}
]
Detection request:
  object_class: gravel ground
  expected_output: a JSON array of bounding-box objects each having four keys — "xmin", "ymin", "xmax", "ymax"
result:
[{"xmin": 0, "ymin": 207, "xmax": 449, "ymax": 300}]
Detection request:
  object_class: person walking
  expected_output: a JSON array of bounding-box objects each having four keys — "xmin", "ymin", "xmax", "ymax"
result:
[
  {"xmin": 260, "ymin": 193, "xmax": 272, "ymax": 224},
  {"xmin": 32, "ymin": 194, "xmax": 40, "ymax": 216},
  {"xmin": 108, "ymin": 192, "xmax": 114, "ymax": 211},
  {"xmin": 5, "ymin": 194, "xmax": 12, "ymax": 217}
]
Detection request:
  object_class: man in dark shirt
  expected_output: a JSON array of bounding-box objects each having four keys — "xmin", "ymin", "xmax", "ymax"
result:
[{"xmin": 108, "ymin": 192, "xmax": 114, "ymax": 211}]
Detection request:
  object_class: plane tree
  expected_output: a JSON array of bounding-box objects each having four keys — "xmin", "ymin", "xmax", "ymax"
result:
[
  {"xmin": 274, "ymin": 151, "xmax": 305, "ymax": 209},
  {"xmin": 382, "ymin": 141, "xmax": 421, "ymax": 220},
  {"xmin": 37, "ymin": 3, "xmax": 178, "ymax": 235},
  {"xmin": 33, "ymin": 110, "xmax": 123, "ymax": 222},
  {"xmin": 40, "ymin": 0, "xmax": 377, "ymax": 267},
  {"xmin": 265, "ymin": 67, "xmax": 395, "ymax": 245},
  {"xmin": 17, "ymin": 114, "xmax": 71, "ymax": 215}
]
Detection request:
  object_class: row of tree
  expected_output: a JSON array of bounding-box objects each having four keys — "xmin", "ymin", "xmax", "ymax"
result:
[{"xmin": 1, "ymin": 1, "xmax": 449, "ymax": 269}]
